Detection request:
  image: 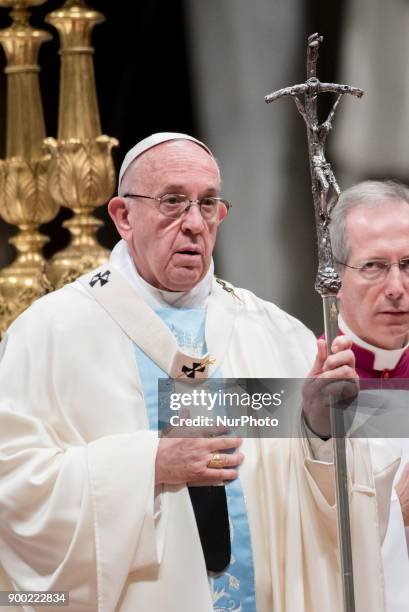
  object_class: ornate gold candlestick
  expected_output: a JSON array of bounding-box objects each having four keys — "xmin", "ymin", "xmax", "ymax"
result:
[
  {"xmin": 0, "ymin": 0, "xmax": 58, "ymax": 336},
  {"xmin": 44, "ymin": 0, "xmax": 118, "ymax": 288}
]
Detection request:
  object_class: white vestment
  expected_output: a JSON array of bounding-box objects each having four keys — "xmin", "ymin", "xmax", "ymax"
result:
[
  {"xmin": 338, "ymin": 317, "xmax": 409, "ymax": 612},
  {"xmin": 0, "ymin": 257, "xmax": 400, "ymax": 612}
]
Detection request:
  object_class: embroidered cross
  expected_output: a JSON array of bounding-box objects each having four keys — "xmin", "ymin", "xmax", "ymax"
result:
[
  {"xmin": 181, "ymin": 362, "xmax": 206, "ymax": 378},
  {"xmin": 179, "ymin": 356, "xmax": 216, "ymax": 379},
  {"xmin": 89, "ymin": 270, "xmax": 111, "ymax": 288}
]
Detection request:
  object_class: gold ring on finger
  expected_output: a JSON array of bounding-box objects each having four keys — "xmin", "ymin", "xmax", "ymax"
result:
[{"xmin": 207, "ymin": 452, "xmax": 224, "ymax": 469}]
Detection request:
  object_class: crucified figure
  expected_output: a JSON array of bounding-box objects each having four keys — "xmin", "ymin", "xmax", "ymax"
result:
[
  {"xmin": 265, "ymin": 32, "xmax": 363, "ymax": 295},
  {"xmin": 265, "ymin": 33, "xmax": 363, "ymax": 219}
]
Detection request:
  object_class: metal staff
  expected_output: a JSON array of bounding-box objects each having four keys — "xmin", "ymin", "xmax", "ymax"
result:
[{"xmin": 265, "ymin": 33, "xmax": 364, "ymax": 612}]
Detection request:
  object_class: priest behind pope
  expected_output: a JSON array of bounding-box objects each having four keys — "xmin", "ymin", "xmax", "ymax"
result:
[
  {"xmin": 0, "ymin": 133, "xmax": 401, "ymax": 612},
  {"xmin": 328, "ymin": 179, "xmax": 409, "ymax": 611}
]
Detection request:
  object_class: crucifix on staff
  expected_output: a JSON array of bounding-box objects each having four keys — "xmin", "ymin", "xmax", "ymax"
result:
[{"xmin": 266, "ymin": 32, "xmax": 364, "ymax": 612}]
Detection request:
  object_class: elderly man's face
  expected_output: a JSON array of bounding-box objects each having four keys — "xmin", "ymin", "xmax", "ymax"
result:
[
  {"xmin": 338, "ymin": 200, "xmax": 409, "ymax": 349},
  {"xmin": 115, "ymin": 140, "xmax": 225, "ymax": 292}
]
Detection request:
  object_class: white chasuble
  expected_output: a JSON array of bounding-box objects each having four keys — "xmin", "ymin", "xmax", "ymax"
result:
[{"xmin": 0, "ymin": 262, "xmax": 400, "ymax": 612}]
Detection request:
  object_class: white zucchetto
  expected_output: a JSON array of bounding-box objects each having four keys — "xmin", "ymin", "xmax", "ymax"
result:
[{"xmin": 118, "ymin": 132, "xmax": 213, "ymax": 190}]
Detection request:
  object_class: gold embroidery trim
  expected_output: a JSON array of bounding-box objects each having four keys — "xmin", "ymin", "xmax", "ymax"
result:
[{"xmin": 215, "ymin": 277, "xmax": 243, "ymax": 302}]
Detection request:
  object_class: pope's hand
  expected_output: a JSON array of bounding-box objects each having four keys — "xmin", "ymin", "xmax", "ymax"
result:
[
  {"xmin": 155, "ymin": 435, "xmax": 243, "ymax": 485},
  {"xmin": 302, "ymin": 336, "xmax": 358, "ymax": 438}
]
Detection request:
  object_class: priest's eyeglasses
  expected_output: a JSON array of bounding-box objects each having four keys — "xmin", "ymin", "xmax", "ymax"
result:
[
  {"xmin": 335, "ymin": 257, "xmax": 409, "ymax": 281},
  {"xmin": 122, "ymin": 193, "xmax": 231, "ymax": 221}
]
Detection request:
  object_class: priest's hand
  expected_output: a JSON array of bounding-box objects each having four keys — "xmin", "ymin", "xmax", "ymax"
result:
[
  {"xmin": 396, "ymin": 462, "xmax": 409, "ymax": 526},
  {"xmin": 302, "ymin": 336, "xmax": 358, "ymax": 438},
  {"xmin": 155, "ymin": 435, "xmax": 244, "ymax": 486}
]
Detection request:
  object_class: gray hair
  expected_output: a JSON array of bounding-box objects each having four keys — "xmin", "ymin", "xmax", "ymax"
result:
[{"xmin": 329, "ymin": 180, "xmax": 409, "ymax": 264}]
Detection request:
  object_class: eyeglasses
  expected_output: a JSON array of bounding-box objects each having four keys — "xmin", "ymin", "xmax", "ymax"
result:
[
  {"xmin": 335, "ymin": 257, "xmax": 409, "ymax": 281},
  {"xmin": 121, "ymin": 193, "xmax": 231, "ymax": 221}
]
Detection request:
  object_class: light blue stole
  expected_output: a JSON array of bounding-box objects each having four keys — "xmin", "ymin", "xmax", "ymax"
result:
[{"xmin": 133, "ymin": 306, "xmax": 257, "ymax": 611}]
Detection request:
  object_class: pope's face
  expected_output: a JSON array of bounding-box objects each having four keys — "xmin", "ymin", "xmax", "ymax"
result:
[
  {"xmin": 116, "ymin": 140, "xmax": 225, "ymax": 292},
  {"xmin": 338, "ymin": 200, "xmax": 409, "ymax": 349}
]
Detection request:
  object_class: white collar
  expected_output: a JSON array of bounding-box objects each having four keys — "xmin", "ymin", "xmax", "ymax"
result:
[
  {"xmin": 338, "ymin": 314, "xmax": 409, "ymax": 370},
  {"xmin": 109, "ymin": 239, "xmax": 213, "ymax": 310}
]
